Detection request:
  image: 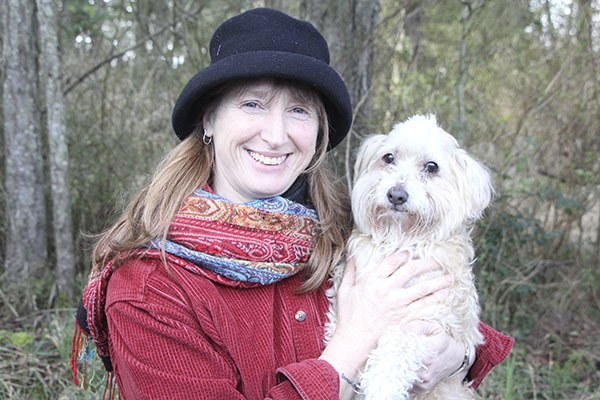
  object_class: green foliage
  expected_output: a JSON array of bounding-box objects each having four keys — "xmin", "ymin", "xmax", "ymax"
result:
[
  {"xmin": 0, "ymin": 330, "xmax": 34, "ymax": 349},
  {"xmin": 475, "ymin": 206, "xmax": 548, "ymax": 331},
  {"xmin": 545, "ymin": 352, "xmax": 599, "ymax": 398},
  {"xmin": 63, "ymin": 1, "xmax": 112, "ymax": 38},
  {"xmin": 0, "ymin": 272, "xmax": 57, "ymax": 320},
  {"xmin": 474, "ymin": 195, "xmax": 599, "ymax": 398},
  {"xmin": 0, "ymin": 312, "xmax": 109, "ymax": 400},
  {"xmin": 478, "ymin": 344, "xmax": 600, "ymax": 399}
]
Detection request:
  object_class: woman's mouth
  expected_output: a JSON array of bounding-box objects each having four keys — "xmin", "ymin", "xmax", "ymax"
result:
[{"xmin": 248, "ymin": 150, "xmax": 288, "ymax": 166}]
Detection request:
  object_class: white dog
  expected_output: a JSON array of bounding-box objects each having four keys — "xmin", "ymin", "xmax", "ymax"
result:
[{"xmin": 325, "ymin": 115, "xmax": 494, "ymax": 400}]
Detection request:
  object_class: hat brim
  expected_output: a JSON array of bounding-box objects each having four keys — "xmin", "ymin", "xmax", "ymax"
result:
[{"xmin": 172, "ymin": 51, "xmax": 352, "ymax": 149}]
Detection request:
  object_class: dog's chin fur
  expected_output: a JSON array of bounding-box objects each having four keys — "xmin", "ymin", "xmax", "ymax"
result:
[{"xmin": 325, "ymin": 115, "xmax": 494, "ymax": 400}]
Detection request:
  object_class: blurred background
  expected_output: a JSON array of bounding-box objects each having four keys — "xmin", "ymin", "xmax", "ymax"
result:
[{"xmin": 1, "ymin": 0, "xmax": 598, "ymax": 398}]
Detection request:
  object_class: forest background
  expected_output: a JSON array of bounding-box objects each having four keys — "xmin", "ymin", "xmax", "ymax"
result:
[{"xmin": 1, "ymin": 0, "xmax": 598, "ymax": 399}]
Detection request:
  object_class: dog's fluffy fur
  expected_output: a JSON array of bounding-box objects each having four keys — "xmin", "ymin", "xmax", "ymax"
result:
[{"xmin": 325, "ymin": 115, "xmax": 494, "ymax": 400}]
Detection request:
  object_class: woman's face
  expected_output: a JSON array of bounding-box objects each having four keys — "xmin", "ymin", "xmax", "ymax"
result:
[{"xmin": 204, "ymin": 81, "xmax": 321, "ymax": 202}]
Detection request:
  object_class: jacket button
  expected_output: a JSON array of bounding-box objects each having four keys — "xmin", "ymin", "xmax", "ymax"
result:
[{"xmin": 295, "ymin": 310, "xmax": 306, "ymax": 322}]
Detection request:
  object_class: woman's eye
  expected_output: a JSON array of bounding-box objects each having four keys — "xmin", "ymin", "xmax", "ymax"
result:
[
  {"xmin": 382, "ymin": 153, "xmax": 395, "ymax": 164},
  {"xmin": 242, "ymin": 101, "xmax": 259, "ymax": 109},
  {"xmin": 425, "ymin": 161, "xmax": 439, "ymax": 173},
  {"xmin": 291, "ymin": 106, "xmax": 309, "ymax": 115}
]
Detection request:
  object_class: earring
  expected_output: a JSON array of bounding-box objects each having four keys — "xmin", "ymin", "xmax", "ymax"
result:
[{"xmin": 202, "ymin": 129, "xmax": 213, "ymax": 145}]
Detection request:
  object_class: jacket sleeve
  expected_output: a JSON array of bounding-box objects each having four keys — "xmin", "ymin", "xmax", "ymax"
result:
[
  {"xmin": 275, "ymin": 359, "xmax": 339, "ymax": 399},
  {"xmin": 105, "ymin": 274, "xmax": 339, "ymax": 400},
  {"xmin": 469, "ymin": 321, "xmax": 515, "ymax": 389}
]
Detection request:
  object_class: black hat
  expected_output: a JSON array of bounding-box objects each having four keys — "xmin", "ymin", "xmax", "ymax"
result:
[{"xmin": 171, "ymin": 8, "xmax": 352, "ymax": 149}]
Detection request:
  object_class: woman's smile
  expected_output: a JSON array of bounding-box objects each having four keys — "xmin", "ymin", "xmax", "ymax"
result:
[{"xmin": 247, "ymin": 149, "xmax": 289, "ymax": 166}]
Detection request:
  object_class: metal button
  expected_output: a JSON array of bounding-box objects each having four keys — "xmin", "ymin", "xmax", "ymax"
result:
[{"xmin": 295, "ymin": 310, "xmax": 306, "ymax": 322}]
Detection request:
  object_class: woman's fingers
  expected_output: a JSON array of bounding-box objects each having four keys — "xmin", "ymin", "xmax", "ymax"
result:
[
  {"xmin": 375, "ymin": 250, "xmax": 410, "ymax": 278},
  {"xmin": 400, "ymin": 258, "xmax": 442, "ymax": 279},
  {"xmin": 384, "ymin": 257, "xmax": 448, "ymax": 292},
  {"xmin": 398, "ymin": 291, "xmax": 449, "ymax": 318},
  {"xmin": 396, "ymin": 274, "xmax": 451, "ymax": 303}
]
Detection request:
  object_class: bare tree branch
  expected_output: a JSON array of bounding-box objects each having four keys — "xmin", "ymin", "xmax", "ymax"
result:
[{"xmin": 63, "ymin": 6, "xmax": 206, "ymax": 97}]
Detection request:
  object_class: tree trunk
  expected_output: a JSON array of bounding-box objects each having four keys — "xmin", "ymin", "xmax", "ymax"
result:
[
  {"xmin": 456, "ymin": 0, "xmax": 483, "ymax": 142},
  {"xmin": 456, "ymin": 2, "xmax": 469, "ymax": 142},
  {"xmin": 37, "ymin": 0, "xmax": 75, "ymax": 298},
  {"xmin": 2, "ymin": 0, "xmax": 48, "ymax": 283},
  {"xmin": 301, "ymin": 0, "xmax": 380, "ymax": 188}
]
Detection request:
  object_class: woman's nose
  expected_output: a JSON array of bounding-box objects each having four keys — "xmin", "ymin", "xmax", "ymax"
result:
[{"xmin": 260, "ymin": 110, "xmax": 287, "ymax": 147}]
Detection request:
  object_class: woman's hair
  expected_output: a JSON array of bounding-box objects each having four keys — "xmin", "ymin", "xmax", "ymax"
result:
[{"xmin": 92, "ymin": 78, "xmax": 352, "ymax": 292}]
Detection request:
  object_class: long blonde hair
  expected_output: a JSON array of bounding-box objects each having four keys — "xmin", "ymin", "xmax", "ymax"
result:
[{"xmin": 92, "ymin": 79, "xmax": 352, "ymax": 292}]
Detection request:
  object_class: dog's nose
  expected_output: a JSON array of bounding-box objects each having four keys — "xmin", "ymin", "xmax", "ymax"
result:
[{"xmin": 387, "ymin": 187, "xmax": 409, "ymax": 205}]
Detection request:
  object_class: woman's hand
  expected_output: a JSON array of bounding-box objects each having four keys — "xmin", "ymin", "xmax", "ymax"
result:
[
  {"xmin": 334, "ymin": 252, "xmax": 451, "ymax": 351},
  {"xmin": 320, "ymin": 251, "xmax": 452, "ymax": 395},
  {"xmin": 406, "ymin": 320, "xmax": 475, "ymax": 394}
]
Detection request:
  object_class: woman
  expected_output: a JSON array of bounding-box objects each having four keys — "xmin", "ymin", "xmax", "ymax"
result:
[{"xmin": 73, "ymin": 8, "xmax": 513, "ymax": 399}]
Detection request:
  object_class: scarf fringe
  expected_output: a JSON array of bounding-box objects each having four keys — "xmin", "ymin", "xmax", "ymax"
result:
[
  {"xmin": 72, "ymin": 321, "xmax": 117, "ymax": 398},
  {"xmin": 103, "ymin": 371, "xmax": 116, "ymax": 400},
  {"xmin": 71, "ymin": 321, "xmax": 85, "ymax": 386}
]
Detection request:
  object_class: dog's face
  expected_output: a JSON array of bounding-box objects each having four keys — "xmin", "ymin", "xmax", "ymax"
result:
[{"xmin": 352, "ymin": 115, "xmax": 494, "ymax": 241}]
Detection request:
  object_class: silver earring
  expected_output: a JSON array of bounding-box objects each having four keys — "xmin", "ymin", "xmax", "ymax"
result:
[{"xmin": 202, "ymin": 129, "xmax": 213, "ymax": 145}]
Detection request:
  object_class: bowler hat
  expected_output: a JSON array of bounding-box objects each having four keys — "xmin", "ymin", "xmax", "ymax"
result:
[{"xmin": 171, "ymin": 8, "xmax": 352, "ymax": 149}]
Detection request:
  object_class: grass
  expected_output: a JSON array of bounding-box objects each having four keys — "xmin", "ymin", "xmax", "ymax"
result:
[
  {"xmin": 477, "ymin": 344, "xmax": 600, "ymax": 400},
  {"xmin": 0, "ymin": 307, "xmax": 106, "ymax": 400}
]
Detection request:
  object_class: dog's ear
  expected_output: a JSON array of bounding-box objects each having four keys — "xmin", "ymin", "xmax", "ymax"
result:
[
  {"xmin": 451, "ymin": 148, "xmax": 495, "ymax": 222},
  {"xmin": 353, "ymin": 134, "xmax": 389, "ymax": 183}
]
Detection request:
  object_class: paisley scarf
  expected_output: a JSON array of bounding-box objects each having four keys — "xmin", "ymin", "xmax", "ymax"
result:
[
  {"xmin": 147, "ymin": 189, "xmax": 318, "ymax": 285},
  {"xmin": 72, "ymin": 187, "xmax": 318, "ymax": 389}
]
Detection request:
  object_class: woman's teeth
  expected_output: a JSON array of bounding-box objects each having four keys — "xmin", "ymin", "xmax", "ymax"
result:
[{"xmin": 248, "ymin": 151, "xmax": 287, "ymax": 165}]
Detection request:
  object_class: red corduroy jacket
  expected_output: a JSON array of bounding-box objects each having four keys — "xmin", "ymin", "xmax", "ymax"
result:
[{"xmin": 105, "ymin": 256, "xmax": 513, "ymax": 399}]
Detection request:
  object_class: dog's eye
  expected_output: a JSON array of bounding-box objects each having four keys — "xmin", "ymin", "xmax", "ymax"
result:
[
  {"xmin": 425, "ymin": 161, "xmax": 439, "ymax": 174},
  {"xmin": 382, "ymin": 153, "xmax": 395, "ymax": 164}
]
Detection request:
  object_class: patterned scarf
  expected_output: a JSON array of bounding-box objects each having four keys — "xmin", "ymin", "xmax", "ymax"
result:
[
  {"xmin": 147, "ymin": 189, "xmax": 318, "ymax": 285},
  {"xmin": 71, "ymin": 188, "xmax": 318, "ymax": 388}
]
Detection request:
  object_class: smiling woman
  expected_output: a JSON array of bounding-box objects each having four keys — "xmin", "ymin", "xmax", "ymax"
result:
[
  {"xmin": 72, "ymin": 7, "xmax": 512, "ymax": 400},
  {"xmin": 204, "ymin": 80, "xmax": 325, "ymax": 202}
]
